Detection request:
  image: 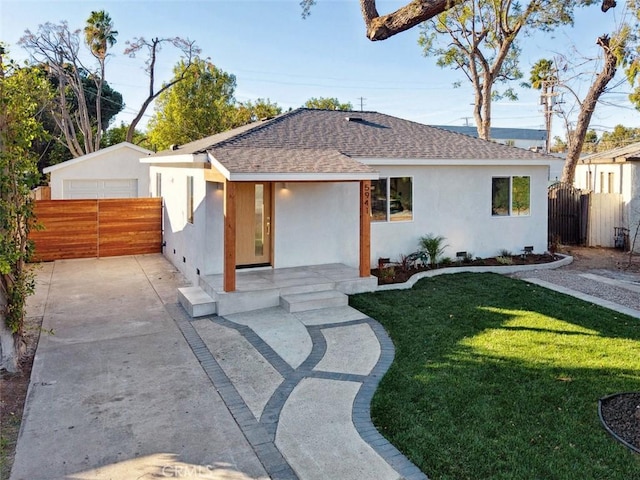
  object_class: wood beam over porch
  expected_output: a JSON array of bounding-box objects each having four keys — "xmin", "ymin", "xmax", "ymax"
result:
[
  {"xmin": 223, "ymin": 181, "xmax": 236, "ymax": 292},
  {"xmin": 360, "ymin": 180, "xmax": 371, "ymax": 277}
]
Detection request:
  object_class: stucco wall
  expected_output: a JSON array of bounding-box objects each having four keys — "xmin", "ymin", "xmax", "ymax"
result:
[
  {"xmin": 48, "ymin": 145, "xmax": 151, "ymax": 199},
  {"xmin": 156, "ymin": 162, "xmax": 550, "ymax": 283},
  {"xmin": 273, "ymin": 182, "xmax": 360, "ymax": 269},
  {"xmin": 370, "ymin": 164, "xmax": 549, "ymax": 263},
  {"xmin": 151, "ymin": 165, "xmax": 213, "ymax": 285}
]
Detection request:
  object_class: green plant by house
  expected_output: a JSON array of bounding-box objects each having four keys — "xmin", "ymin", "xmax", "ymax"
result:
[
  {"xmin": 496, "ymin": 255, "xmax": 514, "ymax": 265},
  {"xmin": 419, "ymin": 234, "xmax": 448, "ymax": 267}
]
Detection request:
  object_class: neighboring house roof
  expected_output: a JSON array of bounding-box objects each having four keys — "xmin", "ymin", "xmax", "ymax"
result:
[
  {"xmin": 147, "ymin": 109, "xmax": 555, "ymax": 180},
  {"xmin": 580, "ymin": 142, "xmax": 640, "ymax": 164},
  {"xmin": 432, "ymin": 125, "xmax": 547, "ymax": 142},
  {"xmin": 43, "ymin": 142, "xmax": 153, "ymax": 173}
]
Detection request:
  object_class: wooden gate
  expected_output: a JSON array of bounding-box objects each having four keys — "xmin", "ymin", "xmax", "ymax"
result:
[
  {"xmin": 548, "ymin": 183, "xmax": 589, "ymax": 246},
  {"xmin": 30, "ymin": 198, "xmax": 162, "ymax": 261},
  {"xmin": 587, "ymin": 193, "xmax": 624, "ymax": 248}
]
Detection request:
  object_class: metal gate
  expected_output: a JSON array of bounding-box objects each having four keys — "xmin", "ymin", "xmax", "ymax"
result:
[{"xmin": 548, "ymin": 182, "xmax": 589, "ymax": 246}]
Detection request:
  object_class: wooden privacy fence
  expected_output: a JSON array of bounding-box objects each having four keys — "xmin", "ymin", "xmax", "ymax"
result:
[{"xmin": 30, "ymin": 198, "xmax": 162, "ymax": 261}]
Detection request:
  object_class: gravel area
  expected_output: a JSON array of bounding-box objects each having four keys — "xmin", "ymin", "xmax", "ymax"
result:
[
  {"xmin": 510, "ymin": 247, "xmax": 640, "ymax": 314},
  {"xmin": 600, "ymin": 392, "xmax": 640, "ymax": 453}
]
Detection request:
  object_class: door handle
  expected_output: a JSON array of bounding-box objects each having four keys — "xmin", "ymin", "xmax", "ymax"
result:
[{"xmin": 266, "ymin": 217, "xmax": 271, "ymax": 235}]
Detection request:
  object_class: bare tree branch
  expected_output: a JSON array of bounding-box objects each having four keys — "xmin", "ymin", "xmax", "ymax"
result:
[{"xmin": 124, "ymin": 37, "xmax": 201, "ymax": 144}]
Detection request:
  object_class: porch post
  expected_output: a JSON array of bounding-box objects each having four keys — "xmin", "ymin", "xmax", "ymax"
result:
[
  {"xmin": 224, "ymin": 180, "xmax": 236, "ymax": 292},
  {"xmin": 359, "ymin": 180, "xmax": 371, "ymax": 277}
]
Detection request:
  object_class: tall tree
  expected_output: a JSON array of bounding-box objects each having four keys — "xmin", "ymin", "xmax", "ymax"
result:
[
  {"xmin": 0, "ymin": 47, "xmax": 50, "ymax": 372},
  {"xmin": 147, "ymin": 58, "xmax": 237, "ymax": 150},
  {"xmin": 84, "ymin": 10, "xmax": 118, "ymax": 148},
  {"xmin": 19, "ymin": 13, "xmax": 118, "ymax": 157},
  {"xmin": 560, "ymin": 29, "xmax": 630, "ymax": 182},
  {"xmin": 123, "ymin": 37, "xmax": 201, "ymax": 143},
  {"xmin": 418, "ymin": 0, "xmax": 582, "ymax": 140},
  {"xmin": 304, "ymin": 97, "xmax": 353, "ymax": 110}
]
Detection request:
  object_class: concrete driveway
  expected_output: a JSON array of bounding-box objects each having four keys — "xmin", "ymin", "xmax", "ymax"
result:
[
  {"xmin": 11, "ymin": 255, "xmax": 270, "ymax": 480},
  {"xmin": 11, "ymin": 254, "xmax": 423, "ymax": 480}
]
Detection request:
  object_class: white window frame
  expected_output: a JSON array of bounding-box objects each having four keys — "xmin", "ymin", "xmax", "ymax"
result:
[
  {"xmin": 491, "ymin": 176, "xmax": 531, "ymax": 217},
  {"xmin": 371, "ymin": 176, "xmax": 414, "ymax": 223}
]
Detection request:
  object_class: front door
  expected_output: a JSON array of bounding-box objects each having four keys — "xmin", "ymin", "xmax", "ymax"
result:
[{"xmin": 236, "ymin": 182, "xmax": 272, "ymax": 267}]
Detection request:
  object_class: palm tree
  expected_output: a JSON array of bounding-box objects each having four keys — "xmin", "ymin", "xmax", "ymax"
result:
[
  {"xmin": 84, "ymin": 11, "xmax": 118, "ymax": 60},
  {"xmin": 84, "ymin": 11, "xmax": 117, "ymax": 148}
]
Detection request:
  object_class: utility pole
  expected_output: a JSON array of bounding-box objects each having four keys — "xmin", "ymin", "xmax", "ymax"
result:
[
  {"xmin": 540, "ymin": 78, "xmax": 559, "ymax": 153},
  {"xmin": 357, "ymin": 97, "xmax": 366, "ymax": 112}
]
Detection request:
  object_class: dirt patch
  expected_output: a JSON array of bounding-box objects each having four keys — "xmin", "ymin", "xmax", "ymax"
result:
[
  {"xmin": 558, "ymin": 245, "xmax": 640, "ymax": 274},
  {"xmin": 0, "ymin": 315, "xmax": 43, "ymax": 480}
]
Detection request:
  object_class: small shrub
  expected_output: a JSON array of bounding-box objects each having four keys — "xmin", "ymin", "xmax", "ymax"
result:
[
  {"xmin": 419, "ymin": 234, "xmax": 448, "ymax": 267},
  {"xmin": 496, "ymin": 256, "xmax": 513, "ymax": 265},
  {"xmin": 379, "ymin": 266, "xmax": 396, "ymax": 281},
  {"xmin": 463, "ymin": 252, "xmax": 474, "ymax": 263},
  {"xmin": 498, "ymin": 248, "xmax": 513, "ymax": 257},
  {"xmin": 441, "ymin": 257, "xmax": 453, "ymax": 266}
]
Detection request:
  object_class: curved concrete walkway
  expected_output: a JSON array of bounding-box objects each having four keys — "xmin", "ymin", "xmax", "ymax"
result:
[
  {"xmin": 11, "ymin": 255, "xmax": 424, "ymax": 480},
  {"xmin": 177, "ymin": 305, "xmax": 426, "ymax": 480}
]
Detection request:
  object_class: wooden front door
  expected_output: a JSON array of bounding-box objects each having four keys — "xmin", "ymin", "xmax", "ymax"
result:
[{"xmin": 235, "ymin": 182, "xmax": 272, "ymax": 267}]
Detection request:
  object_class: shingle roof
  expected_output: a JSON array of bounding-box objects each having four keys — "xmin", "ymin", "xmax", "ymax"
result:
[
  {"xmin": 581, "ymin": 142, "xmax": 640, "ymax": 163},
  {"xmin": 150, "ymin": 108, "xmax": 554, "ymax": 173},
  {"xmin": 210, "ymin": 146, "xmax": 375, "ymax": 174}
]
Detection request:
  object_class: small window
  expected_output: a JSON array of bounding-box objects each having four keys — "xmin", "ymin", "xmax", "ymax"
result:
[
  {"xmin": 492, "ymin": 176, "xmax": 530, "ymax": 216},
  {"xmin": 186, "ymin": 176, "xmax": 194, "ymax": 224},
  {"xmin": 156, "ymin": 172, "xmax": 162, "ymax": 198},
  {"xmin": 371, "ymin": 177, "xmax": 413, "ymax": 222}
]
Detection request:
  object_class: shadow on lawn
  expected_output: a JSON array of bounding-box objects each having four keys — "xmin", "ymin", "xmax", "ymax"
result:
[{"xmin": 350, "ymin": 272, "xmax": 640, "ymax": 480}]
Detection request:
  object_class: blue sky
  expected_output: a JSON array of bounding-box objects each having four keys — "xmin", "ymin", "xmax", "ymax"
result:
[{"xmin": 2, "ymin": 0, "xmax": 639, "ymax": 140}]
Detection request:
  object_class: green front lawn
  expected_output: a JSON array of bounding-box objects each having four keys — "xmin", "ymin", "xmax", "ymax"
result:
[{"xmin": 350, "ymin": 273, "xmax": 640, "ymax": 480}]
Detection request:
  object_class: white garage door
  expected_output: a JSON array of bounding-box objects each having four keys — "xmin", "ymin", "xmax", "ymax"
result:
[{"xmin": 63, "ymin": 179, "xmax": 138, "ymax": 199}]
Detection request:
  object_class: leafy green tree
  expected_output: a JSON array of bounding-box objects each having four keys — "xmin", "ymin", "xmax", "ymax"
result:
[
  {"xmin": 147, "ymin": 58, "xmax": 237, "ymax": 150},
  {"xmin": 418, "ymin": 0, "xmax": 582, "ymax": 140},
  {"xmin": 304, "ymin": 97, "xmax": 353, "ymax": 110},
  {"xmin": 102, "ymin": 122, "xmax": 150, "ymax": 149},
  {"xmin": 599, "ymin": 124, "xmax": 640, "ymax": 150},
  {"xmin": 0, "ymin": 47, "xmax": 50, "ymax": 372},
  {"xmin": 233, "ymin": 98, "xmax": 282, "ymax": 127}
]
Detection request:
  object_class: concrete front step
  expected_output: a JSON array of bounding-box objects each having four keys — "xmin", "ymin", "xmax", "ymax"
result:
[
  {"xmin": 178, "ymin": 286, "xmax": 216, "ymax": 317},
  {"xmin": 280, "ymin": 289, "xmax": 348, "ymax": 313}
]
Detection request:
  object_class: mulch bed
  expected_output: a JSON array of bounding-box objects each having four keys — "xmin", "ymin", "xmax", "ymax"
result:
[
  {"xmin": 599, "ymin": 392, "xmax": 640, "ymax": 454},
  {"xmin": 374, "ymin": 253, "xmax": 558, "ymax": 285}
]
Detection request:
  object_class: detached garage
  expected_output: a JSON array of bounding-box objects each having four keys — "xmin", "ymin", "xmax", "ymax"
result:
[{"xmin": 44, "ymin": 142, "xmax": 153, "ymax": 199}]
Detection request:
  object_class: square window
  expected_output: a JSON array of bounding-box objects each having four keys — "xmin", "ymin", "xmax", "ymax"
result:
[{"xmin": 492, "ymin": 176, "xmax": 530, "ymax": 216}]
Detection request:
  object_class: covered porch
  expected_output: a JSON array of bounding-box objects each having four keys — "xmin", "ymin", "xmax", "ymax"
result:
[{"xmin": 204, "ymin": 147, "xmax": 379, "ymax": 294}]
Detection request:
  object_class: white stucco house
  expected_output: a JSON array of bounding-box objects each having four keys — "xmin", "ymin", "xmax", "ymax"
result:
[
  {"xmin": 574, "ymin": 143, "xmax": 640, "ymax": 250},
  {"xmin": 144, "ymin": 108, "xmax": 557, "ymax": 303},
  {"xmin": 43, "ymin": 142, "xmax": 153, "ymax": 199}
]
